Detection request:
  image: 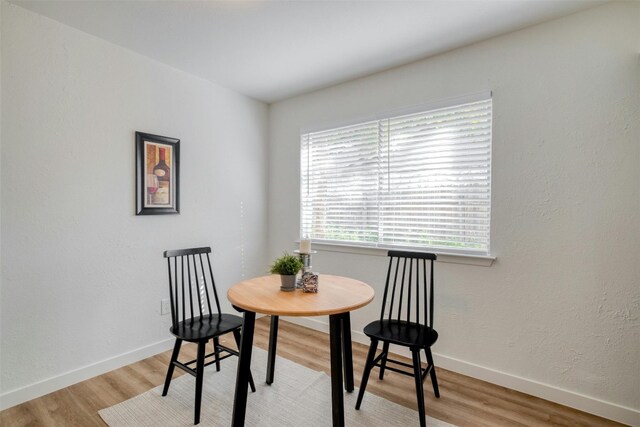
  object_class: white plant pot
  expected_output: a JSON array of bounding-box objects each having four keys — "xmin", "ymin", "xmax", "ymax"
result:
[{"xmin": 280, "ymin": 274, "xmax": 297, "ymax": 291}]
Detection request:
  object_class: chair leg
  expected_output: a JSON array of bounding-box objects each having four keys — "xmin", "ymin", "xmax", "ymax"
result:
[
  {"xmin": 425, "ymin": 347, "xmax": 440, "ymax": 398},
  {"xmin": 378, "ymin": 341, "xmax": 390, "ymax": 380},
  {"xmin": 194, "ymin": 341, "xmax": 206, "ymax": 425},
  {"xmin": 233, "ymin": 329, "xmax": 256, "ymax": 393},
  {"xmin": 162, "ymin": 339, "xmax": 182, "ymax": 396},
  {"xmin": 412, "ymin": 349, "xmax": 426, "ymax": 427},
  {"xmin": 247, "ymin": 366, "xmax": 256, "ymax": 393},
  {"xmin": 355, "ymin": 338, "xmax": 378, "ymax": 410},
  {"xmin": 213, "ymin": 337, "xmax": 221, "ymax": 372}
]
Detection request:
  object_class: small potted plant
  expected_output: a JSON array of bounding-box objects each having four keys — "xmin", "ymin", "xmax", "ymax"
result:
[{"xmin": 270, "ymin": 252, "xmax": 304, "ymax": 291}]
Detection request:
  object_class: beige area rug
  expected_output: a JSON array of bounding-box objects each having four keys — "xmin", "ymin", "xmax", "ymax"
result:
[{"xmin": 99, "ymin": 347, "xmax": 453, "ymax": 426}]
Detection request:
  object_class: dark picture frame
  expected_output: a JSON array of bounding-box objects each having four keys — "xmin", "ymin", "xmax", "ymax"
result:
[{"xmin": 136, "ymin": 131, "xmax": 180, "ymax": 215}]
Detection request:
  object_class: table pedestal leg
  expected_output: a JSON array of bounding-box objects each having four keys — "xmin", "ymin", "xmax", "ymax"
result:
[
  {"xmin": 232, "ymin": 310, "xmax": 255, "ymax": 427},
  {"xmin": 329, "ymin": 314, "xmax": 345, "ymax": 427},
  {"xmin": 340, "ymin": 313, "xmax": 354, "ymax": 392},
  {"xmin": 266, "ymin": 315, "xmax": 279, "ymax": 385}
]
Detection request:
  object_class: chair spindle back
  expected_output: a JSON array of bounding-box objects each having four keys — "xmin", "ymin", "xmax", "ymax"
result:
[
  {"xmin": 163, "ymin": 247, "xmax": 222, "ymax": 329},
  {"xmin": 379, "ymin": 250, "xmax": 436, "ymax": 329}
]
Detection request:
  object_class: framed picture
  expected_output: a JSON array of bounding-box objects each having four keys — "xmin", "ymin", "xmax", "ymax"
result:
[{"xmin": 136, "ymin": 131, "xmax": 180, "ymax": 215}]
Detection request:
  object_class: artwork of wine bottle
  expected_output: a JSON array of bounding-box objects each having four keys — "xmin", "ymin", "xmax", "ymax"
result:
[{"xmin": 152, "ymin": 147, "xmax": 171, "ymax": 205}]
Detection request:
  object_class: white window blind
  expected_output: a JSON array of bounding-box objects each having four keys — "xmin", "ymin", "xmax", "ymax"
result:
[{"xmin": 301, "ymin": 97, "xmax": 492, "ymax": 254}]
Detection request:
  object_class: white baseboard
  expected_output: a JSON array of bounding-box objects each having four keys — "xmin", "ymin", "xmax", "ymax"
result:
[
  {"xmin": 0, "ymin": 338, "xmax": 175, "ymax": 411},
  {"xmin": 282, "ymin": 316, "xmax": 640, "ymax": 427}
]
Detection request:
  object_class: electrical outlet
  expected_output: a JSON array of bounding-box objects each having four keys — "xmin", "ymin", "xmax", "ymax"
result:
[{"xmin": 161, "ymin": 298, "xmax": 170, "ymax": 316}]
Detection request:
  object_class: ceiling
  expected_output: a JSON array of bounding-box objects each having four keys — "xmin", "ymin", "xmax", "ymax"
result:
[{"xmin": 12, "ymin": 0, "xmax": 603, "ymax": 103}]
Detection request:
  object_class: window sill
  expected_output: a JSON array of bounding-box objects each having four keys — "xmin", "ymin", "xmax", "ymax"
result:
[{"xmin": 296, "ymin": 242, "xmax": 496, "ymax": 267}]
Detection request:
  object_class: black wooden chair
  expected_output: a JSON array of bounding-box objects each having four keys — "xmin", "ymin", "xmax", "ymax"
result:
[
  {"xmin": 162, "ymin": 247, "xmax": 255, "ymax": 425},
  {"xmin": 356, "ymin": 250, "xmax": 440, "ymax": 427}
]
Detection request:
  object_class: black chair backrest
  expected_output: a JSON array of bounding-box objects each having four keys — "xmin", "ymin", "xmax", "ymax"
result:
[
  {"xmin": 163, "ymin": 247, "xmax": 222, "ymax": 329},
  {"xmin": 379, "ymin": 250, "xmax": 437, "ymax": 329}
]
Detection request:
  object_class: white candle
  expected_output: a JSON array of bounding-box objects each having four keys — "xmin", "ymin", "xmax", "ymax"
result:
[{"xmin": 300, "ymin": 238, "xmax": 311, "ymax": 254}]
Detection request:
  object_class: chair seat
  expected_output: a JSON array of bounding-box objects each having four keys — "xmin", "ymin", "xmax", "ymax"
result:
[
  {"xmin": 170, "ymin": 313, "xmax": 244, "ymax": 342},
  {"xmin": 363, "ymin": 319, "xmax": 438, "ymax": 348}
]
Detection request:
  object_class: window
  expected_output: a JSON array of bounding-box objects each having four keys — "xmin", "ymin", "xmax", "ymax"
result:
[{"xmin": 300, "ymin": 95, "xmax": 492, "ymax": 255}]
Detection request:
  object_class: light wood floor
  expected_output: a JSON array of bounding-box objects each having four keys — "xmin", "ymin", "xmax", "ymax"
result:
[{"xmin": 0, "ymin": 317, "xmax": 624, "ymax": 426}]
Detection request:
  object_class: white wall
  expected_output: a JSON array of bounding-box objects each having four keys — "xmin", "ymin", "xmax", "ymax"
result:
[
  {"xmin": 0, "ymin": 1, "xmax": 3, "ymax": 400},
  {"xmin": 269, "ymin": 2, "xmax": 639, "ymax": 424},
  {"xmin": 0, "ymin": 2, "xmax": 268, "ymax": 408}
]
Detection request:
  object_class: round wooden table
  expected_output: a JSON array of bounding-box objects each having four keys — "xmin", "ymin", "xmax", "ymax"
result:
[{"xmin": 228, "ymin": 274, "xmax": 375, "ymax": 427}]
